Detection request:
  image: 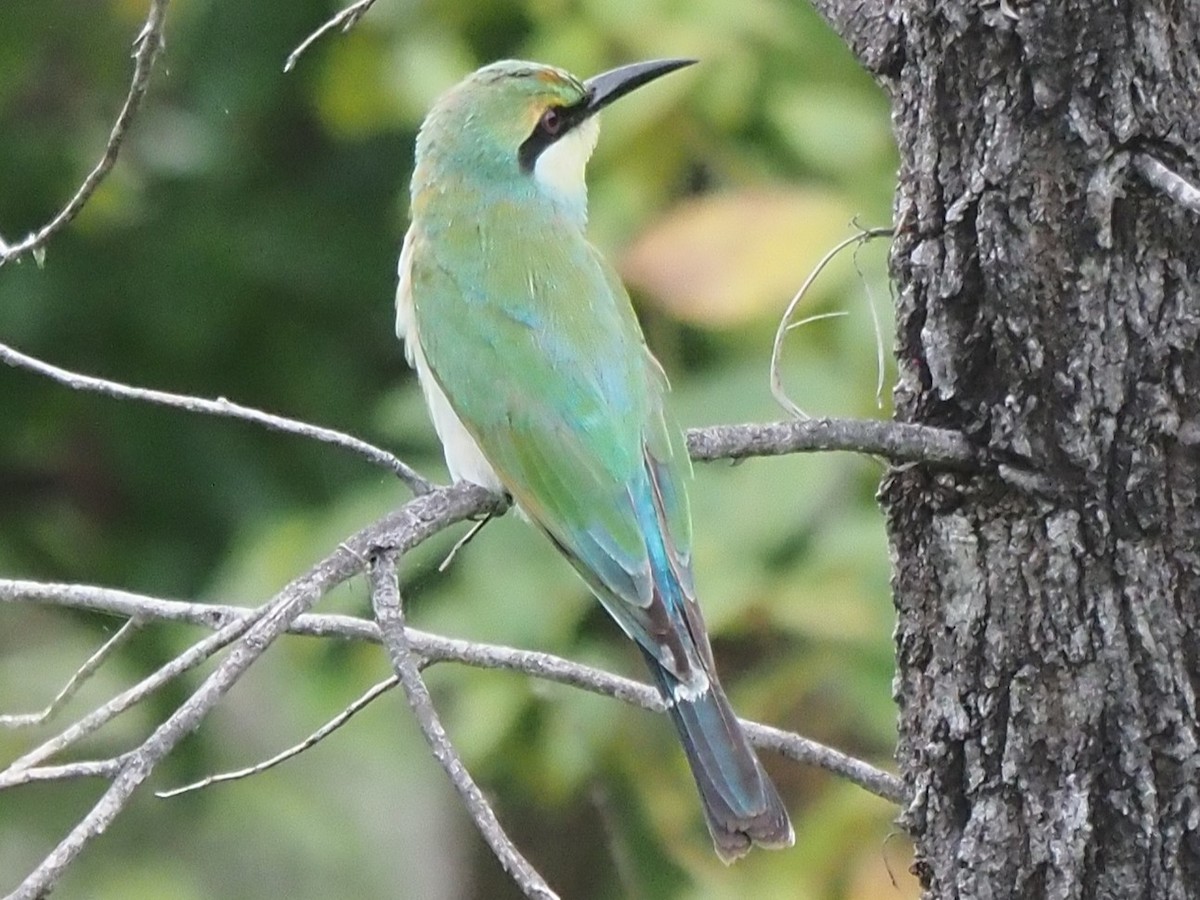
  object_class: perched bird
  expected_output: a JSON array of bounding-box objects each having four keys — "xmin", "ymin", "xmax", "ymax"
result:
[{"xmin": 396, "ymin": 58, "xmax": 793, "ymax": 861}]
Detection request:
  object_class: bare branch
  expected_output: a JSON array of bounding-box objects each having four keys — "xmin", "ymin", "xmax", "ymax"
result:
[
  {"xmin": 748, "ymin": 722, "xmax": 906, "ymax": 806},
  {"xmin": 6, "ymin": 485, "xmax": 496, "ymax": 899},
  {"xmin": 0, "ymin": 579, "xmax": 380, "ymax": 642},
  {"xmin": 0, "ymin": 619, "xmax": 141, "ymax": 729},
  {"xmin": 2, "ymin": 579, "xmax": 908, "ymax": 805},
  {"xmin": 369, "ymin": 553, "xmax": 560, "ymax": 900},
  {"xmin": 155, "ymin": 676, "xmax": 399, "ymax": 799},
  {"xmin": 3, "ymin": 339, "xmax": 981, "ymax": 497},
  {"xmin": 1134, "ymin": 153, "xmax": 1200, "ymax": 215},
  {"xmin": 285, "ymin": 0, "xmax": 380, "ymax": 73},
  {"xmin": 0, "ymin": 340, "xmax": 432, "ymax": 495},
  {"xmin": 1, "ymin": 758, "xmax": 126, "ymax": 789},
  {"xmin": 0, "ymin": 0, "xmax": 170, "ymax": 267},
  {"xmin": 687, "ymin": 418, "xmax": 977, "ymax": 469}
]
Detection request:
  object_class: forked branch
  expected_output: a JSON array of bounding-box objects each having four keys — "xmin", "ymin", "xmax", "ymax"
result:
[
  {"xmin": 3, "ymin": 485, "xmax": 499, "ymax": 900},
  {"xmin": 1, "ymin": 579, "xmax": 907, "ymax": 806},
  {"xmin": 0, "ymin": 0, "xmax": 170, "ymax": 267}
]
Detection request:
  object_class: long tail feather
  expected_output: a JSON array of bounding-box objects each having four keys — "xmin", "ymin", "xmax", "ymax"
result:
[{"xmin": 642, "ymin": 651, "xmax": 794, "ymax": 863}]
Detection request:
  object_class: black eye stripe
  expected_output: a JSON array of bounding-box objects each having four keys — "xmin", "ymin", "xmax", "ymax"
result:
[{"xmin": 518, "ymin": 99, "xmax": 589, "ymax": 173}]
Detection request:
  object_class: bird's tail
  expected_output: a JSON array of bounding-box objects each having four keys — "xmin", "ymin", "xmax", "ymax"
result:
[{"xmin": 643, "ymin": 652, "xmax": 794, "ymax": 863}]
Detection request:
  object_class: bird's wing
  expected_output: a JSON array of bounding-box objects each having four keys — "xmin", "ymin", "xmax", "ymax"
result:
[{"xmin": 410, "ymin": 214, "xmax": 704, "ymax": 686}]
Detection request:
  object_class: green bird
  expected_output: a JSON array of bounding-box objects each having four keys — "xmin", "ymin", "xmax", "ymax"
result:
[{"xmin": 396, "ymin": 58, "xmax": 793, "ymax": 861}]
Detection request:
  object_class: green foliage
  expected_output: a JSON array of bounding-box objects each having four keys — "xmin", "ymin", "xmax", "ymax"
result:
[{"xmin": 0, "ymin": 0, "xmax": 913, "ymax": 896}]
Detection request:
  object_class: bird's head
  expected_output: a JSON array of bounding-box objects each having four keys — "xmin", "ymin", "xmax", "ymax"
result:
[{"xmin": 413, "ymin": 58, "xmax": 695, "ymax": 220}]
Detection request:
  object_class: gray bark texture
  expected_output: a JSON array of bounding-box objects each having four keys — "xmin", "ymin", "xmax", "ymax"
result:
[{"xmin": 875, "ymin": 1, "xmax": 1200, "ymax": 898}]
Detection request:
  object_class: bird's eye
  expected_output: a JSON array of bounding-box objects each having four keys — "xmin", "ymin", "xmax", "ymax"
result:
[{"xmin": 539, "ymin": 107, "xmax": 563, "ymax": 136}]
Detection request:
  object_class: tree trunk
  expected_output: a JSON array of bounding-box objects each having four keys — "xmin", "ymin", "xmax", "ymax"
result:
[{"xmin": 880, "ymin": 1, "xmax": 1200, "ymax": 897}]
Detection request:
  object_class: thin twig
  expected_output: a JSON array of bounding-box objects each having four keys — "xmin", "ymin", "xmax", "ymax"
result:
[
  {"xmin": 1134, "ymin": 153, "xmax": 1200, "ymax": 215},
  {"xmin": 770, "ymin": 226, "xmax": 894, "ymax": 418},
  {"xmin": 155, "ymin": 676, "xmax": 400, "ymax": 798},
  {"xmin": 589, "ymin": 785, "xmax": 642, "ymax": 897},
  {"xmin": 5, "ymin": 485, "xmax": 498, "ymax": 899},
  {"xmin": 1, "ymin": 607, "xmax": 269, "ymax": 781},
  {"xmin": 1, "ymin": 579, "xmax": 908, "ymax": 805},
  {"xmin": 285, "ymin": 0, "xmax": 379, "ymax": 73},
  {"xmin": 786, "ymin": 311, "xmax": 848, "ymax": 332},
  {"xmin": 780, "ymin": 310, "xmax": 850, "ymax": 419},
  {"xmin": 0, "ymin": 619, "xmax": 142, "ymax": 729},
  {"xmin": 0, "ymin": 340, "xmax": 432, "ymax": 494},
  {"xmin": 0, "ymin": 0, "xmax": 170, "ymax": 267},
  {"xmin": 369, "ymin": 553, "xmax": 560, "ymax": 900},
  {"xmin": 438, "ymin": 514, "xmax": 492, "ymax": 572},
  {"xmin": 851, "ymin": 232, "xmax": 888, "ymax": 409}
]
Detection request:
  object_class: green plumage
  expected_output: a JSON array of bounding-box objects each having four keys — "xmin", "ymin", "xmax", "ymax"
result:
[{"xmin": 411, "ymin": 185, "xmax": 695, "ymax": 659}]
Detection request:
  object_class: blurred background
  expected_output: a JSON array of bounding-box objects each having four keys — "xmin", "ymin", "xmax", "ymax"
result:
[{"xmin": 0, "ymin": 0, "xmax": 912, "ymax": 896}]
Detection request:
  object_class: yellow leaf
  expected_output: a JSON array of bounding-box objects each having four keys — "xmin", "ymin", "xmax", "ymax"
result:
[{"xmin": 619, "ymin": 188, "xmax": 852, "ymax": 327}]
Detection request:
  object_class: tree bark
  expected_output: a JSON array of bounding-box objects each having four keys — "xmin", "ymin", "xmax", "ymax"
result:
[{"xmin": 880, "ymin": 1, "xmax": 1200, "ymax": 897}]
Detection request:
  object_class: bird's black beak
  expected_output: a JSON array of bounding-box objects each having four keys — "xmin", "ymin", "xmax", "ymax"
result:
[{"xmin": 582, "ymin": 58, "xmax": 697, "ymax": 118}]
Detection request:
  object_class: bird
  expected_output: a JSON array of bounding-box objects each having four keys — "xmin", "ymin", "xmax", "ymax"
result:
[{"xmin": 396, "ymin": 58, "xmax": 793, "ymax": 862}]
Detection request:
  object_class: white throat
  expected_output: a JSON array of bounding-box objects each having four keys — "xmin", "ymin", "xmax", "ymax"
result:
[{"xmin": 533, "ymin": 117, "xmax": 600, "ymax": 220}]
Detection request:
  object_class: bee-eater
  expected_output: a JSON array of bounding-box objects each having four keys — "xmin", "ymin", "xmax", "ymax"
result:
[{"xmin": 396, "ymin": 58, "xmax": 793, "ymax": 861}]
